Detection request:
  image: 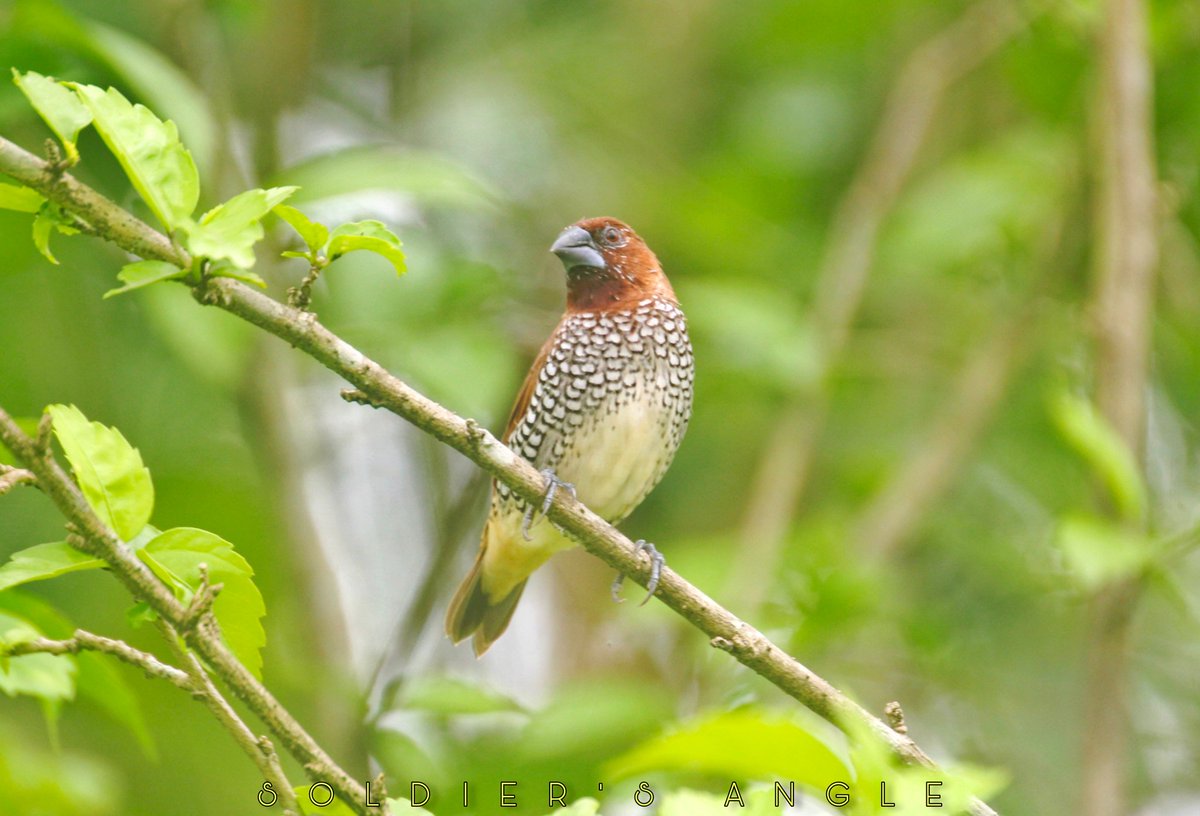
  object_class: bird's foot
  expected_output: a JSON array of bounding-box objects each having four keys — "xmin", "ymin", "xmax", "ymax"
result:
[
  {"xmin": 521, "ymin": 467, "xmax": 576, "ymax": 541},
  {"xmin": 611, "ymin": 540, "xmax": 663, "ymax": 607}
]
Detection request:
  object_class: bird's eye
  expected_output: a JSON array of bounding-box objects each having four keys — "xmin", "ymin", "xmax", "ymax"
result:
[{"xmin": 600, "ymin": 226, "xmax": 623, "ymax": 246}]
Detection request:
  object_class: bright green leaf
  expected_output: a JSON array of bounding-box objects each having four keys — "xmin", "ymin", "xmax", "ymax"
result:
[
  {"xmin": 12, "ymin": 69, "xmax": 92, "ymax": 163},
  {"xmin": 32, "ymin": 209, "xmax": 58, "ymax": 264},
  {"xmin": 659, "ymin": 789, "xmax": 780, "ymax": 816},
  {"xmin": 1050, "ymin": 392, "xmax": 1146, "ymax": 523},
  {"xmin": 605, "ymin": 708, "xmax": 849, "ymax": 792},
  {"xmin": 139, "ymin": 527, "xmax": 266, "ymax": 679},
  {"xmin": 73, "ymin": 83, "xmax": 198, "ymax": 230},
  {"xmin": 206, "ymin": 261, "xmax": 267, "ymax": 288},
  {"xmin": 1055, "ymin": 514, "xmax": 1154, "ymax": 590},
  {"xmin": 385, "ymin": 799, "xmax": 434, "ymax": 816},
  {"xmin": 540, "ymin": 797, "xmax": 601, "ymax": 816},
  {"xmin": 0, "ymin": 591, "xmax": 154, "ymax": 757},
  {"xmin": 0, "ymin": 611, "xmax": 76, "ymax": 703},
  {"xmin": 182, "ymin": 186, "xmax": 298, "ymax": 269},
  {"xmin": 0, "ymin": 541, "xmax": 104, "ymax": 591},
  {"xmin": 47, "ymin": 404, "xmax": 154, "ymax": 542},
  {"xmin": 327, "ymin": 220, "xmax": 406, "ymax": 275},
  {"xmin": 84, "ymin": 21, "xmax": 217, "ymax": 177},
  {"xmin": 0, "ymin": 182, "xmax": 45, "ymax": 213},
  {"xmin": 103, "ymin": 260, "xmax": 187, "ymax": 299},
  {"xmin": 396, "ymin": 675, "xmax": 525, "ymax": 716},
  {"xmin": 274, "ymin": 204, "xmax": 329, "ymax": 252}
]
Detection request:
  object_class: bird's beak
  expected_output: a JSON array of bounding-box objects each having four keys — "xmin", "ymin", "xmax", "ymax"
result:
[{"xmin": 550, "ymin": 226, "xmax": 605, "ymax": 272}]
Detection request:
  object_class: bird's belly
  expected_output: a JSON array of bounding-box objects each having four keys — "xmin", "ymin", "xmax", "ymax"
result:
[{"xmin": 553, "ymin": 389, "xmax": 677, "ymax": 523}]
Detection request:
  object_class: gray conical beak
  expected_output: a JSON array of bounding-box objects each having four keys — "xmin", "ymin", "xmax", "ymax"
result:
[{"xmin": 550, "ymin": 226, "xmax": 605, "ymax": 272}]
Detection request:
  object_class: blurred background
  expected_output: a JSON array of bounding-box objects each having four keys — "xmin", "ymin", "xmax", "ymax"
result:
[{"xmin": 1, "ymin": 0, "xmax": 1199, "ymax": 814}]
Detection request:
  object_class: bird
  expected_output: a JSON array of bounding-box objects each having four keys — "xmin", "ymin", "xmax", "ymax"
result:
[{"xmin": 445, "ymin": 217, "xmax": 695, "ymax": 656}]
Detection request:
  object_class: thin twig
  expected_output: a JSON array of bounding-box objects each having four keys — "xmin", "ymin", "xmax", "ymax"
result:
[
  {"xmin": 0, "ymin": 134, "xmax": 1000, "ymax": 816},
  {"xmin": 7, "ymin": 629, "xmax": 192, "ymax": 690},
  {"xmin": 0, "ymin": 465, "xmax": 37, "ymax": 494}
]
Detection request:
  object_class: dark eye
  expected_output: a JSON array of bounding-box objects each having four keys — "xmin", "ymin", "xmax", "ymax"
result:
[{"xmin": 600, "ymin": 226, "xmax": 623, "ymax": 246}]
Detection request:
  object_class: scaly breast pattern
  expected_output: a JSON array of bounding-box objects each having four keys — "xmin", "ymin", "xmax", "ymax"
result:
[{"xmin": 498, "ymin": 297, "xmax": 694, "ymax": 530}]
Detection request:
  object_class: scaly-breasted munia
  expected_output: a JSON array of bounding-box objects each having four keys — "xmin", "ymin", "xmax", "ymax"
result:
[{"xmin": 446, "ymin": 217, "xmax": 694, "ymax": 656}]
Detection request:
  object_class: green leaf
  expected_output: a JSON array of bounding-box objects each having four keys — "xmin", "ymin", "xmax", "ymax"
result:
[
  {"xmin": 1050, "ymin": 392, "xmax": 1146, "ymax": 523},
  {"xmin": 658, "ymin": 789, "xmax": 780, "ymax": 816},
  {"xmin": 12, "ymin": 69, "xmax": 93, "ymax": 163},
  {"xmin": 83, "ymin": 21, "xmax": 217, "ymax": 177},
  {"xmin": 1055, "ymin": 514, "xmax": 1154, "ymax": 590},
  {"xmin": 0, "ymin": 591, "xmax": 154, "ymax": 757},
  {"xmin": 327, "ymin": 220, "xmax": 406, "ymax": 275},
  {"xmin": 0, "ymin": 611, "xmax": 76, "ymax": 703},
  {"xmin": 207, "ymin": 263, "xmax": 267, "ymax": 288},
  {"xmin": 272, "ymin": 145, "xmax": 500, "ymax": 210},
  {"xmin": 605, "ymin": 708, "xmax": 850, "ymax": 792},
  {"xmin": 274, "ymin": 204, "xmax": 329, "ymax": 252},
  {"xmin": 73, "ymin": 83, "xmax": 199, "ymax": 230},
  {"xmin": 394, "ymin": 675, "xmax": 525, "ymax": 716},
  {"xmin": 103, "ymin": 260, "xmax": 188, "ymax": 299},
  {"xmin": 385, "ymin": 798, "xmax": 434, "ymax": 815},
  {"xmin": 0, "ymin": 182, "xmax": 45, "ymax": 213},
  {"xmin": 138, "ymin": 527, "xmax": 266, "ymax": 679},
  {"xmin": 541, "ymin": 798, "xmax": 601, "ymax": 816},
  {"xmin": 182, "ymin": 186, "xmax": 298, "ymax": 269},
  {"xmin": 47, "ymin": 404, "xmax": 154, "ymax": 541},
  {"xmin": 0, "ymin": 541, "xmax": 104, "ymax": 591},
  {"xmin": 31, "ymin": 208, "xmax": 58, "ymax": 264}
]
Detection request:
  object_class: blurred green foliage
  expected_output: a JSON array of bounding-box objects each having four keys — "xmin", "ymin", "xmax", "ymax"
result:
[{"xmin": 1, "ymin": 0, "xmax": 1200, "ymax": 815}]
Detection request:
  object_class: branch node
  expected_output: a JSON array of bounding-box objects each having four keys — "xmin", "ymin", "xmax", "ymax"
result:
[
  {"xmin": 180, "ymin": 564, "xmax": 223, "ymax": 632},
  {"xmin": 710, "ymin": 636, "xmax": 735, "ymax": 654},
  {"xmin": 341, "ymin": 388, "xmax": 383, "ymax": 409},
  {"xmin": 287, "ymin": 263, "xmax": 323, "ymax": 311},
  {"xmin": 372, "ymin": 771, "xmax": 389, "ymax": 801},
  {"xmin": 0, "ymin": 466, "xmax": 37, "ymax": 495},
  {"xmin": 884, "ymin": 701, "xmax": 908, "ymax": 735},
  {"xmin": 35, "ymin": 412, "xmax": 54, "ymax": 457},
  {"xmin": 43, "ymin": 139, "xmax": 70, "ymax": 177}
]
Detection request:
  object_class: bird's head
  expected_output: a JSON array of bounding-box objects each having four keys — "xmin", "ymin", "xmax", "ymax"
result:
[{"xmin": 550, "ymin": 217, "xmax": 676, "ymax": 311}]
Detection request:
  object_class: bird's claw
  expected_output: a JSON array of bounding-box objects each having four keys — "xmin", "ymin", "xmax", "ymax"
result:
[
  {"xmin": 521, "ymin": 467, "xmax": 576, "ymax": 541},
  {"xmin": 611, "ymin": 540, "xmax": 663, "ymax": 606}
]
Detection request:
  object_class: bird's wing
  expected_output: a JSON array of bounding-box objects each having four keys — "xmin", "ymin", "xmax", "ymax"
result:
[{"xmin": 501, "ymin": 324, "xmax": 558, "ymax": 443}]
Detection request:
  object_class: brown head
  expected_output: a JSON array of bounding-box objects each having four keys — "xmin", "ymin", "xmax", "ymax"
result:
[{"xmin": 550, "ymin": 217, "xmax": 676, "ymax": 312}]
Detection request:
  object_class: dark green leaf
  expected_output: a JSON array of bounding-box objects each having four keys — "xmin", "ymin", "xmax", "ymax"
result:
[
  {"xmin": 12, "ymin": 69, "xmax": 92, "ymax": 162},
  {"xmin": 73, "ymin": 83, "xmax": 199, "ymax": 230},
  {"xmin": 0, "ymin": 541, "xmax": 104, "ymax": 591},
  {"xmin": 103, "ymin": 260, "xmax": 187, "ymax": 299},
  {"xmin": 138, "ymin": 527, "xmax": 266, "ymax": 678},
  {"xmin": 182, "ymin": 186, "xmax": 298, "ymax": 269},
  {"xmin": 327, "ymin": 220, "xmax": 406, "ymax": 275},
  {"xmin": 47, "ymin": 404, "xmax": 154, "ymax": 541},
  {"xmin": 274, "ymin": 204, "xmax": 329, "ymax": 252}
]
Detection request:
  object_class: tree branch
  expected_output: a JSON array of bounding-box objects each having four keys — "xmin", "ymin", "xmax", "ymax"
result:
[
  {"xmin": 1081, "ymin": 0, "xmax": 1159, "ymax": 813},
  {"xmin": 0, "ymin": 464, "xmax": 37, "ymax": 495},
  {"xmin": 0, "ymin": 407, "xmax": 377, "ymax": 816},
  {"xmin": 7, "ymin": 629, "xmax": 192, "ymax": 690},
  {"xmin": 0, "ymin": 135, "xmax": 998, "ymax": 815}
]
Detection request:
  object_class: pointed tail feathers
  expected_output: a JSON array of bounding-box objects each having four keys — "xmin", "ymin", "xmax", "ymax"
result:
[{"xmin": 445, "ymin": 542, "xmax": 527, "ymax": 657}]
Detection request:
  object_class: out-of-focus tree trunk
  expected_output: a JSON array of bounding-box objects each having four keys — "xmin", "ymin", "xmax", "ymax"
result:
[{"xmin": 1082, "ymin": 0, "xmax": 1159, "ymax": 812}]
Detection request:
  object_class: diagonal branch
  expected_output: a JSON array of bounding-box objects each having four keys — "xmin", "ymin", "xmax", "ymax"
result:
[
  {"xmin": 0, "ymin": 407, "xmax": 376, "ymax": 815},
  {"xmin": 0, "ymin": 135, "xmax": 998, "ymax": 816}
]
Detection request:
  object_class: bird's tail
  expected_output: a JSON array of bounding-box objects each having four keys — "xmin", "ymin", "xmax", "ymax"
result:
[{"xmin": 445, "ymin": 527, "xmax": 527, "ymax": 657}]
